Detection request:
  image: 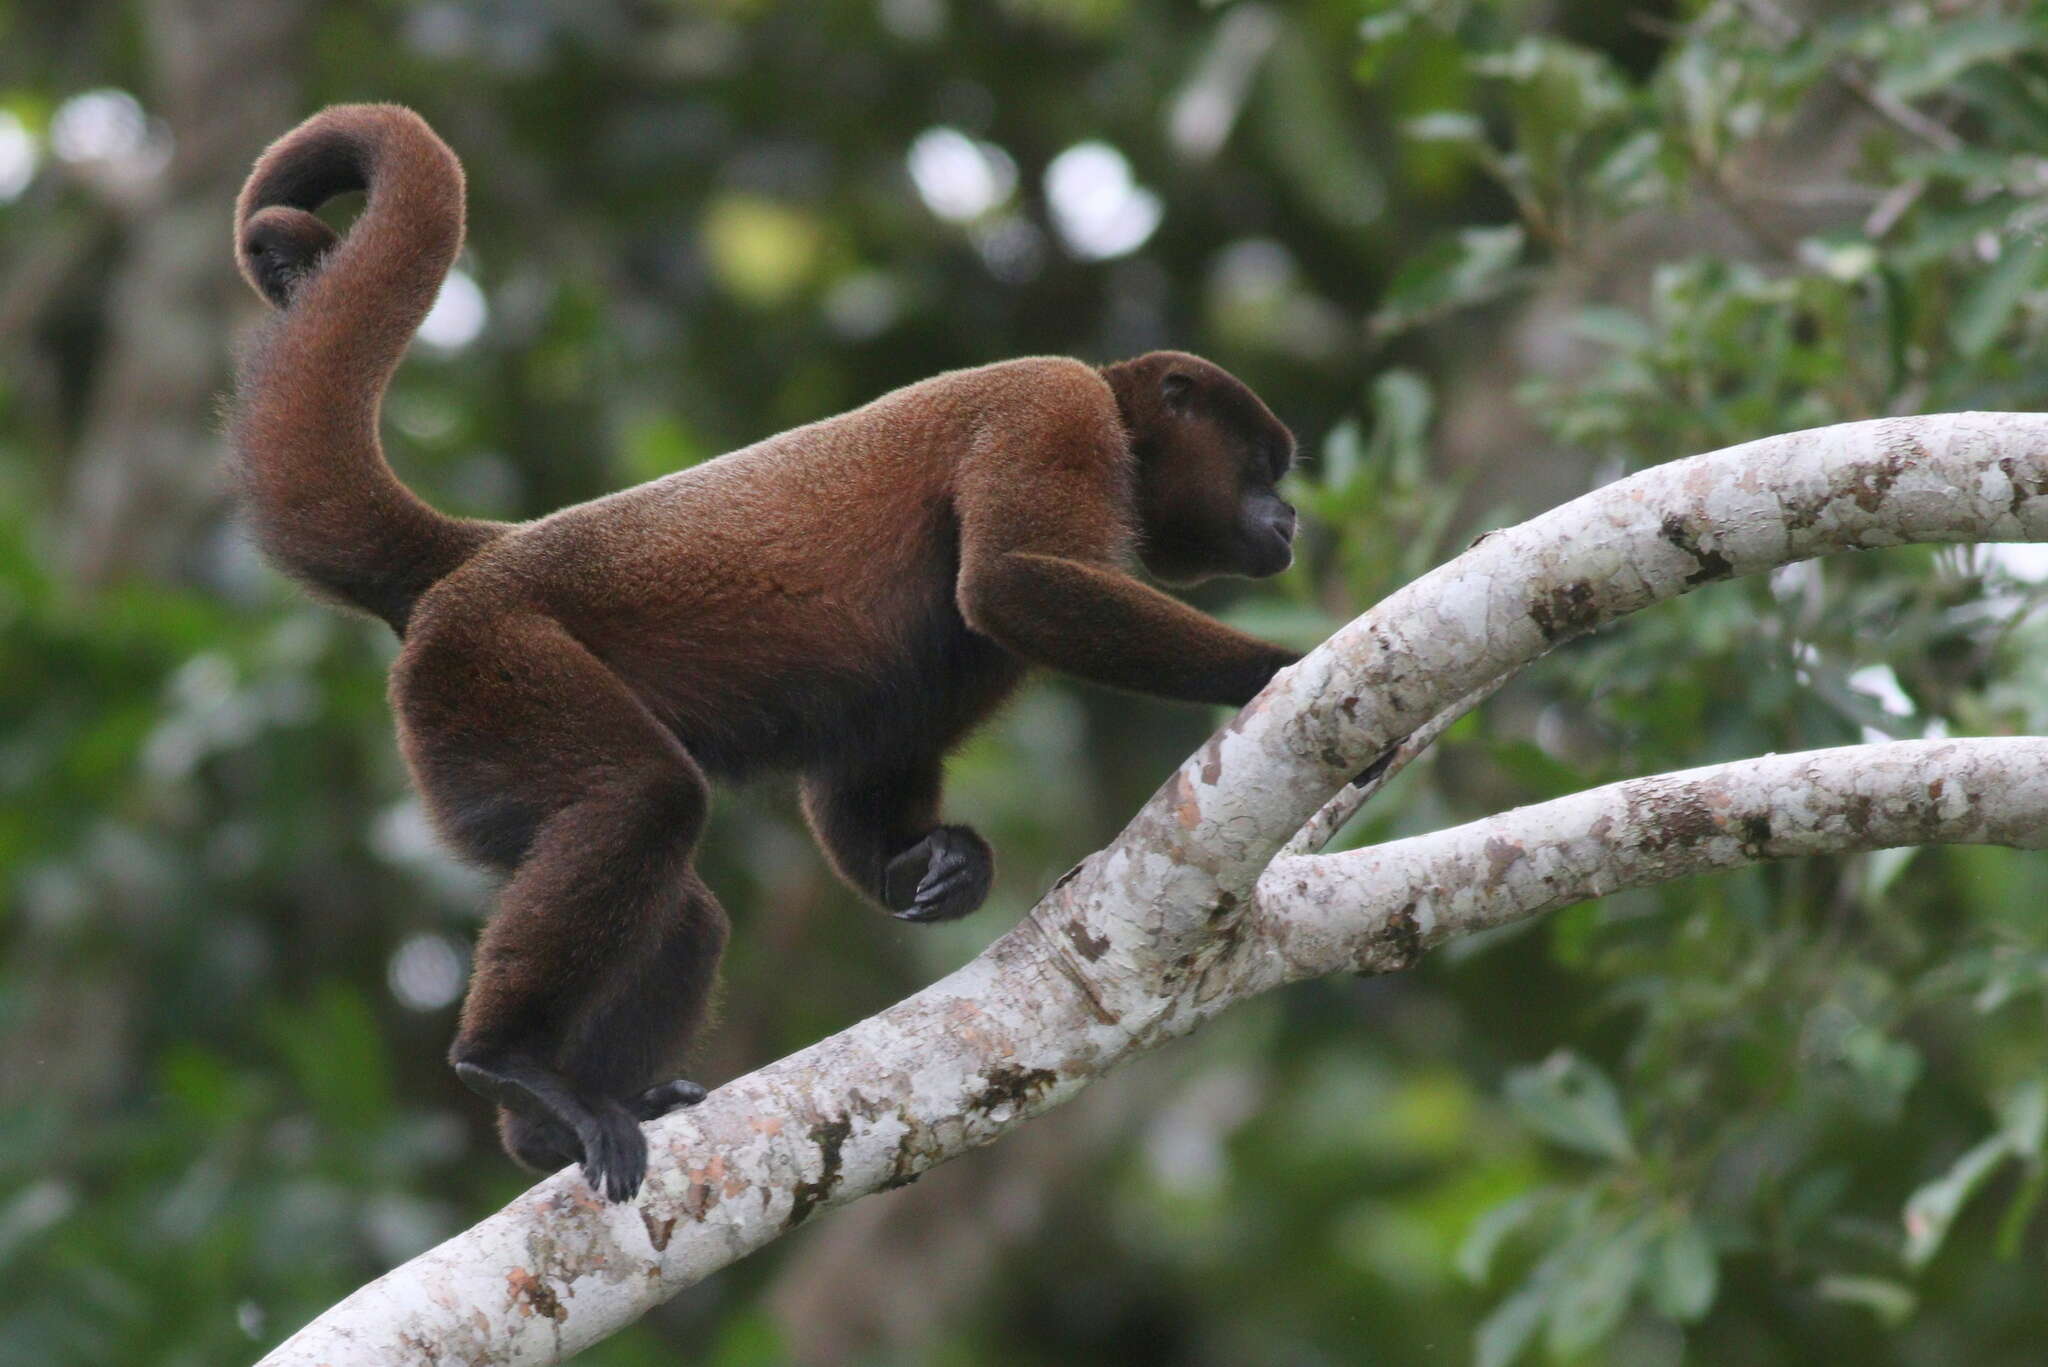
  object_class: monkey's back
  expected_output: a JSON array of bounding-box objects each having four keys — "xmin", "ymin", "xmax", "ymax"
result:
[{"xmin": 409, "ymin": 357, "xmax": 1120, "ymax": 777}]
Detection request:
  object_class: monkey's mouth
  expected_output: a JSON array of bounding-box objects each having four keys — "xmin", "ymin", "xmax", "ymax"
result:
[
  {"xmin": 1245, "ymin": 532, "xmax": 1294, "ymax": 577},
  {"xmin": 1241, "ymin": 509, "xmax": 1297, "ymax": 577}
]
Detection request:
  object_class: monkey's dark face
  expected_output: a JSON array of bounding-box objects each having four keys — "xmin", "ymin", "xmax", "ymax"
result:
[{"xmin": 1124, "ymin": 354, "xmax": 1298, "ymax": 587}]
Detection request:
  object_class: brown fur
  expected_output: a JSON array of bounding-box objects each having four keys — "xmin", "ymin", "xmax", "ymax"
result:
[{"xmin": 230, "ymin": 106, "xmax": 1302, "ymax": 1201}]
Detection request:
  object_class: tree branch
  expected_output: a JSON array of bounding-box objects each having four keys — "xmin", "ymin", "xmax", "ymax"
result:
[
  {"xmin": 1249, "ymin": 739, "xmax": 2048, "ymax": 986},
  {"xmin": 1280, "ymin": 665, "xmax": 1519, "ymax": 857},
  {"xmin": 258, "ymin": 411, "xmax": 2048, "ymax": 1365}
]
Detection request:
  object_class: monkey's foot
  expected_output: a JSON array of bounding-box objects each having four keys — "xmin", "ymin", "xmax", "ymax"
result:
[
  {"xmin": 884, "ymin": 825, "xmax": 993, "ymax": 923},
  {"xmin": 629, "ymin": 1077, "xmax": 709, "ymax": 1121},
  {"xmin": 454, "ymin": 1054, "xmax": 650, "ymax": 1202}
]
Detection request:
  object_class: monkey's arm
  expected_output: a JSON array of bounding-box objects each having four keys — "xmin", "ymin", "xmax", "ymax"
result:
[
  {"xmin": 802, "ymin": 759, "xmax": 992, "ymax": 923},
  {"xmin": 952, "ymin": 370, "xmax": 1299, "ymax": 705},
  {"xmin": 960, "ymin": 551, "xmax": 1298, "ymax": 705}
]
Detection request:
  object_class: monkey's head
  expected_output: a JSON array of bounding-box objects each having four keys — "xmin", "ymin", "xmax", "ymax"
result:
[{"xmin": 1103, "ymin": 351, "xmax": 1298, "ymax": 586}]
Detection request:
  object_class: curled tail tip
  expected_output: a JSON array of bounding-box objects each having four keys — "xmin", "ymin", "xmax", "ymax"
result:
[
  {"xmin": 233, "ymin": 103, "xmax": 462, "ymax": 309},
  {"xmin": 239, "ymin": 205, "xmax": 340, "ymax": 308}
]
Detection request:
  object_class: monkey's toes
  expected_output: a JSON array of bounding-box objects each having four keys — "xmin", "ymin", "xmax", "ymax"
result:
[
  {"xmin": 581, "ymin": 1111, "xmax": 649, "ymax": 1203},
  {"xmin": 629, "ymin": 1077, "xmax": 709, "ymax": 1121}
]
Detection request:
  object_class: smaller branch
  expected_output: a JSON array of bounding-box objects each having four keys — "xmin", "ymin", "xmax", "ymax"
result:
[
  {"xmin": 1864, "ymin": 176, "xmax": 1926, "ymax": 240},
  {"xmin": 1251, "ymin": 738, "xmax": 2048, "ymax": 984},
  {"xmin": 1281, "ymin": 668, "xmax": 1517, "ymax": 857}
]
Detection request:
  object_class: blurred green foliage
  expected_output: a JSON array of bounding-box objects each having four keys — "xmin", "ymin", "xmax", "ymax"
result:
[{"xmin": 6, "ymin": 1, "xmax": 2048, "ymax": 1364}]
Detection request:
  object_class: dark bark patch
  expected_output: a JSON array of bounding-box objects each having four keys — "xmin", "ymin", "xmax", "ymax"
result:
[
  {"xmin": 969, "ymin": 1064, "xmax": 1058, "ymax": 1118},
  {"xmin": 785, "ymin": 1115, "xmax": 852, "ymax": 1229},
  {"xmin": 1844, "ymin": 793, "xmax": 1875, "ymax": 835},
  {"xmin": 1063, "ymin": 917, "xmax": 1110, "ymax": 962},
  {"xmin": 2001, "ymin": 456, "xmax": 2048, "ymax": 518},
  {"xmin": 1632, "ymin": 786, "xmax": 1721, "ymax": 851},
  {"xmin": 641, "ymin": 1210, "xmax": 678, "ymax": 1252},
  {"xmin": 1740, "ymin": 812, "xmax": 1772, "ymax": 855},
  {"xmin": 1530, "ymin": 579, "xmax": 1599, "ymax": 641},
  {"xmin": 506, "ymin": 1267, "xmax": 566, "ymax": 1322},
  {"xmin": 1376, "ymin": 901, "xmax": 1423, "ymax": 971},
  {"xmin": 1783, "ymin": 494, "xmax": 1824, "ymax": 531},
  {"xmin": 1660, "ymin": 514, "xmax": 1734, "ymax": 586},
  {"xmin": 884, "ymin": 1116, "xmax": 931, "ymax": 1189},
  {"xmin": 1848, "ymin": 447, "xmax": 1909, "ymax": 512}
]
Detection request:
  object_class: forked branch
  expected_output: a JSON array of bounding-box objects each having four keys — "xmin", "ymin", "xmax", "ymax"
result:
[{"xmin": 259, "ymin": 412, "xmax": 2048, "ymax": 1366}]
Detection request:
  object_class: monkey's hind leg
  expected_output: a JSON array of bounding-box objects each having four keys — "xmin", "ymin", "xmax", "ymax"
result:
[
  {"xmin": 483, "ymin": 875, "xmax": 728, "ymax": 1193},
  {"xmin": 394, "ymin": 612, "xmax": 725, "ymax": 1202}
]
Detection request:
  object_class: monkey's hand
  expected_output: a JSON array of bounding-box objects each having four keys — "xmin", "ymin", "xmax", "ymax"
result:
[{"xmin": 883, "ymin": 826, "xmax": 993, "ymax": 923}]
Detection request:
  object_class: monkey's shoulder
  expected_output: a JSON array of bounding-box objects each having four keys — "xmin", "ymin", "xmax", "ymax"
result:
[{"xmin": 905, "ymin": 355, "xmax": 1123, "ymax": 441}]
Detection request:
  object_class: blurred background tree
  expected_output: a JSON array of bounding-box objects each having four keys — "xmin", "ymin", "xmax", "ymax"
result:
[{"xmin": 5, "ymin": 1, "xmax": 2048, "ymax": 1363}]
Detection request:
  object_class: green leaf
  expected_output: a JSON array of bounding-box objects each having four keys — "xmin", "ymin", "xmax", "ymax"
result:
[
  {"xmin": 1801, "ymin": 234, "xmax": 1880, "ymax": 283},
  {"xmin": 1817, "ymin": 1275, "xmax": 1917, "ymax": 1329},
  {"xmin": 1317, "ymin": 418, "xmax": 1366, "ymax": 493},
  {"xmin": 1878, "ymin": 18, "xmax": 2039, "ymax": 102},
  {"xmin": 1473, "ymin": 1282, "xmax": 1548, "ymax": 1367},
  {"xmin": 1363, "ymin": 368, "xmax": 1434, "ymax": 482},
  {"xmin": 1998, "ymin": 1078, "xmax": 2047, "ymax": 1158},
  {"xmin": 1258, "ymin": 24, "xmax": 1385, "ymax": 229},
  {"xmin": 1544, "ymin": 1220, "xmax": 1650, "ymax": 1358},
  {"xmin": 1904, "ymin": 1135, "xmax": 2012, "ymax": 1269},
  {"xmin": 1647, "ymin": 1217, "xmax": 1717, "ymax": 1323},
  {"xmin": 1505, "ymin": 1051, "xmax": 1636, "ymax": 1162},
  {"xmin": 1565, "ymin": 305, "xmax": 1652, "ymax": 350},
  {"xmin": 1458, "ymin": 1190, "xmax": 1549, "ymax": 1285},
  {"xmin": 1842, "ymin": 1026, "xmax": 1923, "ymax": 1119},
  {"xmin": 1371, "ymin": 226, "xmax": 1525, "ymax": 338},
  {"xmin": 1404, "ymin": 110, "xmax": 1487, "ymax": 145},
  {"xmin": 1949, "ymin": 235, "xmax": 2048, "ymax": 360},
  {"xmin": 1995, "ymin": 1165, "xmax": 2047, "ymax": 1261}
]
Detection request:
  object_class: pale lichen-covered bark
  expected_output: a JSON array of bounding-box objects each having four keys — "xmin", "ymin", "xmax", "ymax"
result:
[
  {"xmin": 1248, "ymin": 739, "xmax": 2048, "ymax": 988},
  {"xmin": 258, "ymin": 412, "xmax": 2048, "ymax": 1366}
]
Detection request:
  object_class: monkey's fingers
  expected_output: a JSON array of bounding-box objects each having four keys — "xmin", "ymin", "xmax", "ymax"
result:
[
  {"xmin": 882, "ymin": 841, "xmax": 934, "ymax": 911},
  {"xmin": 893, "ymin": 826, "xmax": 992, "ymax": 923},
  {"xmin": 580, "ymin": 1106, "xmax": 649, "ymax": 1203}
]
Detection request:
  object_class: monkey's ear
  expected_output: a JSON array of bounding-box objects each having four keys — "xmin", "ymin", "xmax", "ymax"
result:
[{"xmin": 1160, "ymin": 370, "xmax": 1195, "ymax": 413}]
